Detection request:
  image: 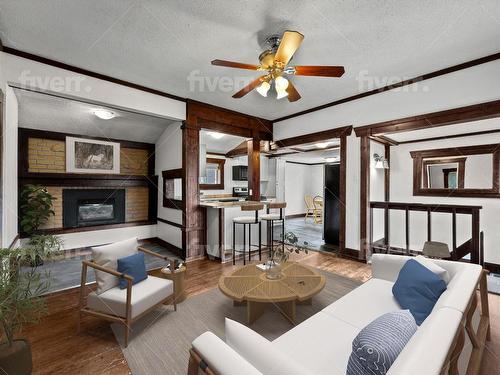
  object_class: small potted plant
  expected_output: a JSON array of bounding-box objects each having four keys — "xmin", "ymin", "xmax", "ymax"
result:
[
  {"xmin": 266, "ymin": 231, "xmax": 309, "ymax": 279},
  {"xmin": 0, "ymin": 246, "xmax": 52, "ymax": 374}
]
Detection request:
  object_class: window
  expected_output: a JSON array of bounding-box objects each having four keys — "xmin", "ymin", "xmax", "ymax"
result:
[{"xmin": 200, "ymin": 158, "xmax": 225, "ymax": 190}]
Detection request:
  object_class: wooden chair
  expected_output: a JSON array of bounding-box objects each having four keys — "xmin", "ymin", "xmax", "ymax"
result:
[
  {"xmin": 304, "ymin": 195, "xmax": 316, "ymax": 220},
  {"xmin": 77, "ymin": 246, "xmax": 177, "ymax": 347},
  {"xmin": 312, "ymin": 196, "xmax": 324, "ymax": 224}
]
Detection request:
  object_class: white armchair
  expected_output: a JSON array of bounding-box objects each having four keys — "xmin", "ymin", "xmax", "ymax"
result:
[{"xmin": 77, "ymin": 244, "xmax": 176, "ymax": 347}]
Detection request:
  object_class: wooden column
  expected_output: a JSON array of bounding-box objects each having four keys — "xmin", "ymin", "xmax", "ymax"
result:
[
  {"xmin": 359, "ymin": 136, "xmax": 371, "ymax": 260},
  {"xmin": 339, "ymin": 135, "xmax": 347, "ymax": 254},
  {"xmin": 384, "ymin": 144, "xmax": 390, "ymax": 250},
  {"xmin": 182, "ymin": 122, "xmax": 205, "ymax": 260},
  {"xmin": 247, "ymin": 132, "xmax": 261, "ymax": 201},
  {"xmin": 471, "ymin": 208, "xmax": 480, "ymax": 265}
]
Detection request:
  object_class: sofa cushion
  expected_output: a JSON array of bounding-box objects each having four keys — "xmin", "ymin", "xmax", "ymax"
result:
[
  {"xmin": 117, "ymin": 252, "xmax": 148, "ymax": 289},
  {"xmin": 388, "ymin": 307, "xmax": 462, "ymax": 375},
  {"xmin": 415, "ymin": 255, "xmax": 450, "ymax": 283},
  {"xmin": 347, "ymin": 310, "xmax": 417, "ymax": 375},
  {"xmin": 322, "ymin": 278, "xmax": 401, "ymax": 329},
  {"xmin": 272, "ymin": 311, "xmax": 360, "ymax": 375},
  {"xmin": 91, "ymin": 237, "xmax": 139, "ymax": 294},
  {"xmin": 392, "ymin": 259, "xmax": 447, "ymax": 325},
  {"xmin": 87, "ymin": 275, "xmax": 173, "ymax": 318},
  {"xmin": 225, "ymin": 319, "xmax": 313, "ymax": 375}
]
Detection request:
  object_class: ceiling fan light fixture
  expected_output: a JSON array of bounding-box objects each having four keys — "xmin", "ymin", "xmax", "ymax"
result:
[
  {"xmin": 274, "ymin": 76, "xmax": 289, "ymax": 91},
  {"xmin": 256, "ymin": 81, "xmax": 271, "ymax": 97},
  {"xmin": 315, "ymin": 142, "xmax": 330, "ymax": 149},
  {"xmin": 276, "ymin": 88, "xmax": 289, "ymax": 100},
  {"xmin": 207, "ymin": 131, "xmax": 225, "ymax": 139}
]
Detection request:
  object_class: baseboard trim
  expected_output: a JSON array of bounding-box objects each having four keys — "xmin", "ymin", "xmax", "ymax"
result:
[
  {"xmin": 484, "ymin": 262, "xmax": 500, "ymax": 274},
  {"xmin": 286, "ymin": 213, "xmax": 306, "ymax": 219},
  {"xmin": 340, "ymin": 247, "xmax": 366, "ymax": 263}
]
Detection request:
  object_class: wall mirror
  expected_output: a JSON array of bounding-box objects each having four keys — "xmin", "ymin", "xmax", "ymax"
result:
[
  {"xmin": 411, "ymin": 144, "xmax": 499, "ymax": 198},
  {"xmin": 162, "ymin": 168, "xmax": 183, "ymax": 209}
]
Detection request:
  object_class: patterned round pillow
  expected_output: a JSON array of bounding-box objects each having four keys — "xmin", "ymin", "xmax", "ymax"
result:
[{"xmin": 346, "ymin": 309, "xmax": 417, "ymax": 375}]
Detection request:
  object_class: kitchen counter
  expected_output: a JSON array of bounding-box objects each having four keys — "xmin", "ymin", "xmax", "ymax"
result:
[{"xmin": 199, "ymin": 199, "xmax": 273, "ymax": 208}]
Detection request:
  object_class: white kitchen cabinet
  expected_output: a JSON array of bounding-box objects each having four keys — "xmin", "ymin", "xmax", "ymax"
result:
[{"xmin": 260, "ymin": 155, "xmax": 269, "ymax": 181}]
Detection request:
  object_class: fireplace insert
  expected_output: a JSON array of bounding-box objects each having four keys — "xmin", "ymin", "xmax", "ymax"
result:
[{"xmin": 63, "ymin": 189, "xmax": 125, "ymax": 228}]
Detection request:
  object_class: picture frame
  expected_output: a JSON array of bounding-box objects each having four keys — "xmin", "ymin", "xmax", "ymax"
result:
[{"xmin": 66, "ymin": 136, "xmax": 120, "ymax": 174}]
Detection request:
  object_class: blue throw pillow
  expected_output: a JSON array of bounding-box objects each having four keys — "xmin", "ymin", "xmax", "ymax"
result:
[
  {"xmin": 346, "ymin": 310, "xmax": 417, "ymax": 375},
  {"xmin": 392, "ymin": 259, "xmax": 447, "ymax": 325},
  {"xmin": 116, "ymin": 252, "xmax": 148, "ymax": 289}
]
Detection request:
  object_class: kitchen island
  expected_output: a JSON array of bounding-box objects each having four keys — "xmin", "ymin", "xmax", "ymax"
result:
[{"xmin": 200, "ymin": 199, "xmax": 276, "ymax": 263}]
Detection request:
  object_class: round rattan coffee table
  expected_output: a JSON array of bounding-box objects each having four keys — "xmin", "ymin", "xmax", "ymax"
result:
[{"xmin": 219, "ymin": 262, "xmax": 326, "ymax": 324}]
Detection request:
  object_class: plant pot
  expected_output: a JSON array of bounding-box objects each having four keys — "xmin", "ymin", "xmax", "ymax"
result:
[{"xmin": 0, "ymin": 339, "xmax": 33, "ymax": 375}]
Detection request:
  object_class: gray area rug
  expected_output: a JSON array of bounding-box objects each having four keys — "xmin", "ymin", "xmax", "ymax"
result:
[{"xmin": 112, "ymin": 269, "xmax": 363, "ymax": 375}]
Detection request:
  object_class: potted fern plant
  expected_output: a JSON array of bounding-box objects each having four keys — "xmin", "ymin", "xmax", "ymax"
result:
[{"xmin": 0, "ymin": 246, "xmax": 52, "ymax": 374}]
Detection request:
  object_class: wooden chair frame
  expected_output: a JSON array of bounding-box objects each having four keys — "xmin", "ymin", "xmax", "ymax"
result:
[
  {"xmin": 187, "ymin": 270, "xmax": 491, "ymax": 375},
  {"xmin": 77, "ymin": 246, "xmax": 177, "ymax": 347}
]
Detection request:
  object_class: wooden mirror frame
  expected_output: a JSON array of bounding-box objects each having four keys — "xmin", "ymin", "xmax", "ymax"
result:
[
  {"xmin": 199, "ymin": 157, "xmax": 225, "ymax": 190},
  {"xmin": 410, "ymin": 144, "xmax": 500, "ymax": 198},
  {"xmin": 162, "ymin": 168, "xmax": 183, "ymax": 209}
]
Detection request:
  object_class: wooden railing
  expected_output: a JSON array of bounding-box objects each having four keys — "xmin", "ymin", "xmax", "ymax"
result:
[{"xmin": 370, "ymin": 201, "xmax": 483, "ymax": 265}]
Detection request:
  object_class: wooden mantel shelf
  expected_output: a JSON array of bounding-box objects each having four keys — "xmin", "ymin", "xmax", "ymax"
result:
[{"xmin": 19, "ymin": 172, "xmax": 157, "ymax": 187}]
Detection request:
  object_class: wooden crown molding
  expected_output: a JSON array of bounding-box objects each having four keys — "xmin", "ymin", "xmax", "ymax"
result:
[
  {"xmin": 271, "ymin": 125, "xmax": 352, "ymax": 149},
  {"xmin": 354, "ymin": 99, "xmax": 500, "ymax": 138},
  {"xmin": 273, "ymin": 51, "xmax": 500, "ymax": 123}
]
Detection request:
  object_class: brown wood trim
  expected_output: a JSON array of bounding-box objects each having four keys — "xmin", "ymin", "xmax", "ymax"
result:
[
  {"xmin": 285, "ymin": 213, "xmax": 306, "ymax": 219},
  {"xmin": 370, "ymin": 135, "xmax": 399, "ymax": 146},
  {"xmin": 484, "ymin": 262, "xmax": 500, "ymax": 274},
  {"xmin": 355, "ymin": 99, "xmax": 500, "ymax": 137},
  {"xmin": 339, "ymin": 135, "xmax": 347, "ymax": 254},
  {"xmin": 272, "ymin": 126, "xmax": 353, "ymax": 149},
  {"xmin": 162, "ymin": 168, "xmax": 184, "ymax": 209},
  {"xmin": 273, "ymin": 52, "xmax": 500, "ymax": 123},
  {"xmin": 422, "ymin": 157, "xmax": 466, "ymax": 189},
  {"xmin": 8, "ymin": 234, "xmax": 20, "ymax": 249},
  {"xmin": 384, "ymin": 144, "xmax": 390, "ymax": 201},
  {"xmin": 340, "ymin": 248, "xmax": 366, "ymax": 263},
  {"xmin": 397, "ymin": 128, "xmax": 500, "ymax": 145},
  {"xmin": 3, "ymin": 46, "xmax": 186, "ymax": 103},
  {"xmin": 285, "ymin": 161, "xmax": 326, "ymax": 166},
  {"xmin": 359, "ymin": 136, "xmax": 370, "ymax": 261},
  {"xmin": 370, "ymin": 201, "xmax": 482, "ymax": 213},
  {"xmin": 247, "ymin": 135, "xmax": 261, "ymax": 200},
  {"xmin": 19, "ymin": 173, "xmax": 153, "ymax": 187},
  {"xmin": 200, "ymin": 158, "xmax": 225, "ymax": 190},
  {"xmin": 410, "ymin": 144, "xmax": 500, "ymax": 198},
  {"xmin": 22, "ymin": 220, "xmax": 156, "ymax": 238},
  {"xmin": 157, "ymin": 217, "xmax": 183, "ymax": 229},
  {"xmin": 151, "ymin": 236, "xmax": 183, "ymax": 258}
]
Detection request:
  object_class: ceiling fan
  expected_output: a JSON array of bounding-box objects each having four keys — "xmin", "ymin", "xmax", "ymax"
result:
[{"xmin": 211, "ymin": 30, "xmax": 345, "ymax": 102}]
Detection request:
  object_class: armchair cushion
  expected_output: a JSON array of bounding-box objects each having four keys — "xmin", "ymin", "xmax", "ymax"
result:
[
  {"xmin": 117, "ymin": 252, "xmax": 148, "ymax": 289},
  {"xmin": 87, "ymin": 275, "xmax": 173, "ymax": 318},
  {"xmin": 91, "ymin": 237, "xmax": 139, "ymax": 294}
]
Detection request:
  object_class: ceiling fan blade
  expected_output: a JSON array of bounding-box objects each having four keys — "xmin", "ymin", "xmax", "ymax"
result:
[
  {"xmin": 292, "ymin": 66, "xmax": 345, "ymax": 77},
  {"xmin": 274, "ymin": 31, "xmax": 304, "ymax": 66},
  {"xmin": 286, "ymin": 81, "xmax": 301, "ymax": 102},
  {"xmin": 232, "ymin": 75, "xmax": 268, "ymax": 98},
  {"xmin": 211, "ymin": 59, "xmax": 260, "ymax": 70}
]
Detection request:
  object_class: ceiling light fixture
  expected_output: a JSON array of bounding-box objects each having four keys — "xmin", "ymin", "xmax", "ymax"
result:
[
  {"xmin": 325, "ymin": 157, "xmax": 339, "ymax": 163},
  {"xmin": 207, "ymin": 131, "xmax": 225, "ymax": 139},
  {"xmin": 256, "ymin": 81, "xmax": 271, "ymax": 97},
  {"xmin": 315, "ymin": 142, "xmax": 330, "ymax": 149},
  {"xmin": 93, "ymin": 109, "xmax": 115, "ymax": 120},
  {"xmin": 274, "ymin": 76, "xmax": 289, "ymax": 100}
]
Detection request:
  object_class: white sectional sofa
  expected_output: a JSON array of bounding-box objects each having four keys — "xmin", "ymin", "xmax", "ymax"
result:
[{"xmin": 188, "ymin": 254, "xmax": 490, "ymax": 375}]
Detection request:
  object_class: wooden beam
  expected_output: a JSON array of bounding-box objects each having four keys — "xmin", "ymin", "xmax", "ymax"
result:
[
  {"xmin": 339, "ymin": 135, "xmax": 347, "ymax": 254},
  {"xmin": 397, "ymin": 128, "xmax": 500, "ymax": 145},
  {"xmin": 354, "ymin": 99, "xmax": 500, "ymax": 137},
  {"xmin": 271, "ymin": 126, "xmax": 352, "ymax": 149},
  {"xmin": 247, "ymin": 134, "xmax": 261, "ymax": 200},
  {"xmin": 359, "ymin": 136, "xmax": 370, "ymax": 260}
]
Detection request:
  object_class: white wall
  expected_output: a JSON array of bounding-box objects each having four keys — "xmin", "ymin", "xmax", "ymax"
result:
[
  {"xmin": 389, "ymin": 132, "xmax": 500, "ymax": 264},
  {"xmin": 156, "ymin": 122, "xmax": 183, "ymax": 249},
  {"xmin": 0, "ymin": 51, "xmax": 186, "ymax": 249},
  {"xmin": 284, "ymin": 162, "xmax": 324, "ymax": 216},
  {"xmin": 2, "ymin": 86, "xmax": 18, "ymax": 248},
  {"xmin": 274, "ymin": 59, "xmax": 500, "ymax": 252}
]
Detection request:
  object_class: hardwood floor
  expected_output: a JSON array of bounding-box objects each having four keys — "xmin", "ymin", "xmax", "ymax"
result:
[{"xmin": 21, "ymin": 251, "xmax": 498, "ymax": 374}]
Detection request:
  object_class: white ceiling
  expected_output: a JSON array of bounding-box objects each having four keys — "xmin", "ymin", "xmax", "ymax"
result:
[
  {"xmin": 1, "ymin": 1, "xmax": 499, "ymax": 120},
  {"xmin": 200, "ymin": 129, "xmax": 248, "ymax": 154},
  {"xmin": 13, "ymin": 88, "xmax": 176, "ymax": 143},
  {"xmin": 388, "ymin": 117, "xmax": 500, "ymax": 142}
]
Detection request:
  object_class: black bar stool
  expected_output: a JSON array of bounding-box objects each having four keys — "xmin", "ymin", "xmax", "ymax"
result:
[
  {"xmin": 260, "ymin": 202, "xmax": 286, "ymax": 254},
  {"xmin": 232, "ymin": 203, "xmax": 263, "ymax": 265}
]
